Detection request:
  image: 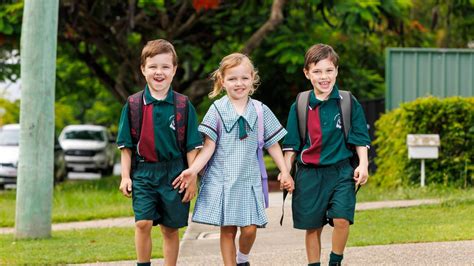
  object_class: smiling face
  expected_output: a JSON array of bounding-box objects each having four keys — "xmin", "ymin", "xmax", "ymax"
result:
[
  {"xmin": 221, "ymin": 62, "xmax": 254, "ymax": 101},
  {"xmin": 141, "ymin": 53, "xmax": 177, "ymax": 95},
  {"xmin": 304, "ymin": 58, "xmax": 338, "ymax": 99}
]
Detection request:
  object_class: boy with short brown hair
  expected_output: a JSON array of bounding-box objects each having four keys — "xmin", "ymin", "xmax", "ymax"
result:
[
  {"xmin": 283, "ymin": 43, "xmax": 371, "ymax": 265},
  {"xmin": 117, "ymin": 39, "xmax": 202, "ymax": 265}
]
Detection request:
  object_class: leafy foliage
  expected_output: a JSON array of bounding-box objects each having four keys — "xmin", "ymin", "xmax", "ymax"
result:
[
  {"xmin": 0, "ymin": 98, "xmax": 19, "ymax": 125},
  {"xmin": 0, "ymin": 1, "xmax": 22, "ymax": 82},
  {"xmin": 1, "ymin": 0, "xmax": 472, "ymax": 128},
  {"xmin": 0, "ymin": 98, "xmax": 80, "ymax": 136},
  {"xmin": 373, "ymin": 96, "xmax": 474, "ymax": 188}
]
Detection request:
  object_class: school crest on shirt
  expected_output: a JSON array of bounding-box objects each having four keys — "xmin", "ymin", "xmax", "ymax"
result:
[
  {"xmin": 334, "ymin": 114, "xmax": 342, "ymax": 129},
  {"xmin": 169, "ymin": 115, "xmax": 175, "ymax": 131}
]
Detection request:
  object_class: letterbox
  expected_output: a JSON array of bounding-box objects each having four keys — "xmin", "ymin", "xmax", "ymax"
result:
[
  {"xmin": 407, "ymin": 134, "xmax": 440, "ymax": 159},
  {"xmin": 407, "ymin": 134, "xmax": 440, "ymax": 187}
]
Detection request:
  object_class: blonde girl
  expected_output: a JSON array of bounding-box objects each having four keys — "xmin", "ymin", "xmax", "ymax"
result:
[{"xmin": 174, "ymin": 53, "xmax": 294, "ymax": 265}]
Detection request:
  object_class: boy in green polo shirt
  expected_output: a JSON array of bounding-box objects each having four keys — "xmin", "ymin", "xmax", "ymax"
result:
[
  {"xmin": 117, "ymin": 39, "xmax": 202, "ymax": 266},
  {"xmin": 283, "ymin": 44, "xmax": 371, "ymax": 266}
]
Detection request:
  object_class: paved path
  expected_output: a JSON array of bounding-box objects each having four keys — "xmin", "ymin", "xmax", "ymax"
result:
[
  {"xmin": 4, "ymin": 194, "xmax": 473, "ymax": 265},
  {"xmin": 0, "ymin": 195, "xmax": 440, "ymax": 235},
  {"xmin": 175, "ymin": 194, "xmax": 467, "ymax": 265}
]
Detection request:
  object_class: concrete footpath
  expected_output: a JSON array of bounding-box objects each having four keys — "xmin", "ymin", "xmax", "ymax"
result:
[
  {"xmin": 176, "ymin": 194, "xmax": 472, "ymax": 265},
  {"xmin": 3, "ymin": 194, "xmax": 473, "ymax": 265}
]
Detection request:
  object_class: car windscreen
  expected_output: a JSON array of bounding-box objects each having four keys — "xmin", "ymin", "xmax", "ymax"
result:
[
  {"xmin": 0, "ymin": 129, "xmax": 20, "ymax": 146},
  {"xmin": 64, "ymin": 130, "xmax": 105, "ymax": 141}
]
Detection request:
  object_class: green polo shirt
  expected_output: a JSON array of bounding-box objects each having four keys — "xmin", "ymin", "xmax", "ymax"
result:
[
  {"xmin": 282, "ymin": 86, "xmax": 370, "ymax": 166},
  {"xmin": 117, "ymin": 86, "xmax": 202, "ymax": 162}
]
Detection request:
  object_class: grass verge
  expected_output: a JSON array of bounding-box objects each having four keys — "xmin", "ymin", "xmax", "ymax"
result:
[
  {"xmin": 0, "ymin": 176, "xmax": 133, "ymax": 227},
  {"xmin": 356, "ymin": 183, "xmax": 473, "ymax": 202},
  {"xmin": 350, "ymin": 198, "xmax": 474, "ymax": 246},
  {"xmin": 1, "ymin": 175, "xmax": 197, "ymax": 227},
  {"xmin": 0, "ymin": 227, "xmax": 181, "ymax": 264}
]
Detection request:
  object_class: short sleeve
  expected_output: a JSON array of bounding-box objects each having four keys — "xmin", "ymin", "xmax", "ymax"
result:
[
  {"xmin": 282, "ymin": 102, "xmax": 301, "ymax": 152},
  {"xmin": 116, "ymin": 102, "xmax": 133, "ymax": 149},
  {"xmin": 347, "ymin": 97, "xmax": 371, "ymax": 147},
  {"xmin": 262, "ymin": 104, "xmax": 287, "ymax": 149},
  {"xmin": 198, "ymin": 104, "xmax": 219, "ymax": 143},
  {"xmin": 186, "ymin": 101, "xmax": 204, "ymax": 151}
]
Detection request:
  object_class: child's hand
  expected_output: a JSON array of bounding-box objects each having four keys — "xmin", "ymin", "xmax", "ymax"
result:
[
  {"xmin": 182, "ymin": 180, "xmax": 197, "ymax": 203},
  {"xmin": 119, "ymin": 177, "xmax": 132, "ymax": 198},
  {"xmin": 173, "ymin": 168, "xmax": 197, "ymax": 193},
  {"xmin": 353, "ymin": 164, "xmax": 369, "ymax": 186},
  {"xmin": 278, "ymin": 172, "xmax": 295, "ymax": 193}
]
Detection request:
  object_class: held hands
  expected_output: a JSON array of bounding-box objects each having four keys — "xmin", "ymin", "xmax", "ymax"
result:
[
  {"xmin": 278, "ymin": 172, "xmax": 295, "ymax": 193},
  {"xmin": 172, "ymin": 168, "xmax": 198, "ymax": 202},
  {"xmin": 119, "ymin": 177, "xmax": 132, "ymax": 198},
  {"xmin": 353, "ymin": 164, "xmax": 369, "ymax": 186}
]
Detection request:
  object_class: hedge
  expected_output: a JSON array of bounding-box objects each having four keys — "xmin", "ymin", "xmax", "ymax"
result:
[{"xmin": 372, "ymin": 96, "xmax": 473, "ymax": 188}]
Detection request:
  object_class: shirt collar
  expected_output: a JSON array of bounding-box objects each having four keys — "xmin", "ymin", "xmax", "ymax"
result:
[
  {"xmin": 143, "ymin": 84, "xmax": 174, "ymax": 105},
  {"xmin": 309, "ymin": 84, "xmax": 341, "ymax": 109},
  {"xmin": 213, "ymin": 95, "xmax": 258, "ymax": 132}
]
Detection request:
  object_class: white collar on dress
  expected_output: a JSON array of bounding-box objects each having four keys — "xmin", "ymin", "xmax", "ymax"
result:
[{"xmin": 213, "ymin": 95, "xmax": 258, "ymax": 133}]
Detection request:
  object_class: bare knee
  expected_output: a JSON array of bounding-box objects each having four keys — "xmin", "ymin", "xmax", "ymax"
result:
[
  {"xmin": 240, "ymin": 225, "xmax": 257, "ymax": 238},
  {"xmin": 135, "ymin": 220, "xmax": 153, "ymax": 232},
  {"xmin": 160, "ymin": 225, "xmax": 179, "ymax": 239},
  {"xmin": 333, "ymin": 219, "xmax": 350, "ymax": 230},
  {"xmin": 306, "ymin": 228, "xmax": 322, "ymax": 236},
  {"xmin": 221, "ymin": 226, "xmax": 237, "ymax": 239}
]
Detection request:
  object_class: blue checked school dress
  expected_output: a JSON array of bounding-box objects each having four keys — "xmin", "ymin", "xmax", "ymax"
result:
[{"xmin": 192, "ymin": 96, "xmax": 287, "ymax": 227}]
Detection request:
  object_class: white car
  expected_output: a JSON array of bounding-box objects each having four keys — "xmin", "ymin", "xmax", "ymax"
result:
[
  {"xmin": 0, "ymin": 124, "xmax": 20, "ymax": 187},
  {"xmin": 0, "ymin": 124, "xmax": 67, "ymax": 188},
  {"xmin": 59, "ymin": 125, "xmax": 115, "ymax": 175}
]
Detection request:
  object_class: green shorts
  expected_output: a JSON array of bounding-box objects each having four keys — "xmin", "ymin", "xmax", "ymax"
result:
[
  {"xmin": 292, "ymin": 159, "xmax": 356, "ymax": 229},
  {"xmin": 131, "ymin": 159, "xmax": 189, "ymax": 228}
]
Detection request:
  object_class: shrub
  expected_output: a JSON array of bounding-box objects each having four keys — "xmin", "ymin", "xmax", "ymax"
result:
[{"xmin": 372, "ymin": 96, "xmax": 473, "ymax": 188}]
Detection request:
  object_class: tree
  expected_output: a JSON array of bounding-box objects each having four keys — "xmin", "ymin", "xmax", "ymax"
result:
[
  {"xmin": 3, "ymin": 0, "xmax": 470, "ymax": 126},
  {"xmin": 0, "ymin": 1, "xmax": 22, "ymax": 82},
  {"xmin": 56, "ymin": 0, "xmax": 287, "ymax": 104}
]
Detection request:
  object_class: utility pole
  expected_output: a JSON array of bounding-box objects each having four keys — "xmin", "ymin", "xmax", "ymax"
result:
[{"xmin": 15, "ymin": 0, "xmax": 59, "ymax": 239}]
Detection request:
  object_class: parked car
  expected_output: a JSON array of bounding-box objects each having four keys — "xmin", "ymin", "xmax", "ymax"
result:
[
  {"xmin": 58, "ymin": 125, "xmax": 115, "ymax": 175},
  {"xmin": 0, "ymin": 124, "xmax": 67, "ymax": 189}
]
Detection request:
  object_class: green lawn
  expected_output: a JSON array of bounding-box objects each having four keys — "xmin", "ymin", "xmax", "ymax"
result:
[
  {"xmin": 2, "ymin": 175, "xmax": 473, "ymax": 228},
  {"xmin": 1, "ymin": 176, "xmax": 473, "ymax": 264},
  {"xmin": 350, "ymin": 198, "xmax": 474, "ymax": 246},
  {"xmin": 0, "ymin": 227, "xmax": 177, "ymax": 264},
  {"xmin": 356, "ymin": 183, "xmax": 474, "ymax": 202},
  {"xmin": 1, "ymin": 198, "xmax": 472, "ymax": 264},
  {"xmin": 0, "ymin": 176, "xmax": 133, "ymax": 227},
  {"xmin": 0, "ymin": 175, "xmax": 198, "ymax": 227}
]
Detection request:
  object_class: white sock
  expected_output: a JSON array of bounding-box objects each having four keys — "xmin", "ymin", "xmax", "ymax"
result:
[{"xmin": 236, "ymin": 250, "xmax": 249, "ymax": 264}]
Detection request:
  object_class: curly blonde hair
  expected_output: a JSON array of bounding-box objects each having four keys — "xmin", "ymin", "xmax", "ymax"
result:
[{"xmin": 209, "ymin": 53, "xmax": 260, "ymax": 98}]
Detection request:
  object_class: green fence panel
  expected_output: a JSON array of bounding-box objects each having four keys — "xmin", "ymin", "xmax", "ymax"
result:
[{"xmin": 385, "ymin": 48, "xmax": 474, "ymax": 110}]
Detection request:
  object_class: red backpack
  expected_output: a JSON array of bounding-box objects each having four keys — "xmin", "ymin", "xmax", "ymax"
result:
[{"xmin": 127, "ymin": 90, "xmax": 188, "ymax": 169}]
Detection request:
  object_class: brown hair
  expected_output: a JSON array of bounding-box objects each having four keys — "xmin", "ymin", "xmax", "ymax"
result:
[
  {"xmin": 209, "ymin": 53, "xmax": 260, "ymax": 98},
  {"xmin": 304, "ymin": 44, "xmax": 339, "ymax": 70},
  {"xmin": 140, "ymin": 39, "xmax": 178, "ymax": 67}
]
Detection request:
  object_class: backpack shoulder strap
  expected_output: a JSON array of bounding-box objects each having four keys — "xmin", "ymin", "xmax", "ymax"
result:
[
  {"xmin": 251, "ymin": 99, "xmax": 264, "ymax": 148},
  {"xmin": 295, "ymin": 90, "xmax": 311, "ymax": 147},
  {"xmin": 251, "ymin": 99, "xmax": 269, "ymax": 208},
  {"xmin": 127, "ymin": 90, "xmax": 144, "ymax": 144},
  {"xmin": 173, "ymin": 91, "xmax": 188, "ymax": 154},
  {"xmin": 338, "ymin": 90, "xmax": 353, "ymax": 141}
]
